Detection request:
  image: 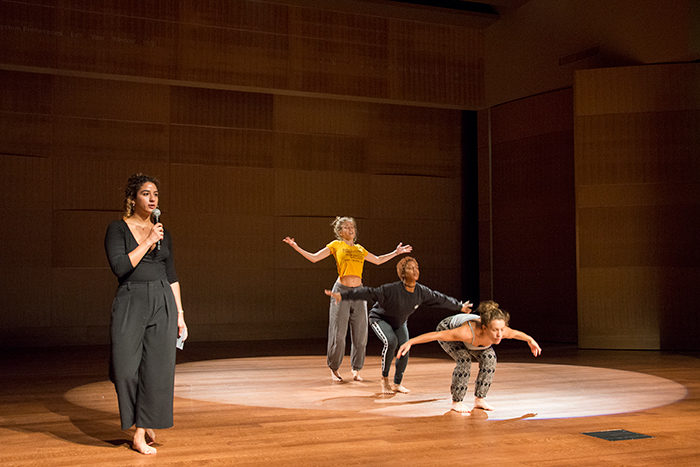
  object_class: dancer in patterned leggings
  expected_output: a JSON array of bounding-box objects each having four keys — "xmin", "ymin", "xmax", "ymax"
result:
[
  {"xmin": 397, "ymin": 301, "xmax": 541, "ymax": 414},
  {"xmin": 326, "ymin": 257, "xmax": 471, "ymax": 395}
]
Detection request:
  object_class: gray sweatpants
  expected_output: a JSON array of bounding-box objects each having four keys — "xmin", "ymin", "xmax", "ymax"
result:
[
  {"xmin": 327, "ymin": 281, "xmax": 368, "ymax": 371},
  {"xmin": 436, "ymin": 317, "xmax": 497, "ymax": 401},
  {"xmin": 109, "ymin": 278, "xmax": 178, "ymax": 430}
]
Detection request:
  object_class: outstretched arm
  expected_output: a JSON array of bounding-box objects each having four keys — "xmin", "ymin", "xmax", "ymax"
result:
[
  {"xmin": 397, "ymin": 325, "xmax": 471, "ymax": 358},
  {"xmin": 503, "ymin": 327, "xmax": 541, "ymax": 356},
  {"xmin": 283, "ymin": 237, "xmax": 331, "ymax": 263},
  {"xmin": 365, "ymin": 243, "xmax": 412, "ymax": 265}
]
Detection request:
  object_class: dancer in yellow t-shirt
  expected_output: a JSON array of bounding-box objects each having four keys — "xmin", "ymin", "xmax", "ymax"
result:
[{"xmin": 283, "ymin": 216, "xmax": 411, "ymax": 382}]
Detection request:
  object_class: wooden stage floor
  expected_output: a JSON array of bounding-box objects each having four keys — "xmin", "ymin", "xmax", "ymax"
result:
[{"xmin": 1, "ymin": 340, "xmax": 699, "ymax": 466}]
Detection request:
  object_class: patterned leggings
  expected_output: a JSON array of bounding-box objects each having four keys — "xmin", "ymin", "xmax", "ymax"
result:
[{"xmin": 436, "ymin": 317, "xmax": 497, "ymax": 402}]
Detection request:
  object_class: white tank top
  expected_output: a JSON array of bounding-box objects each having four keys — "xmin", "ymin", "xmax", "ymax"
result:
[{"xmin": 448, "ymin": 313, "xmax": 491, "ymax": 350}]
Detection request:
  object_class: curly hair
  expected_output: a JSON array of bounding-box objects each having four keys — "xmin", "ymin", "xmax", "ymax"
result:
[
  {"xmin": 123, "ymin": 173, "xmax": 160, "ymax": 218},
  {"xmin": 476, "ymin": 300, "xmax": 510, "ymax": 327},
  {"xmin": 331, "ymin": 216, "xmax": 357, "ymax": 242},
  {"xmin": 396, "ymin": 256, "xmax": 418, "ymax": 281}
]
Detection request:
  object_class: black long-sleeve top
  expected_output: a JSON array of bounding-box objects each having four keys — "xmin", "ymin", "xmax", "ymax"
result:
[
  {"xmin": 340, "ymin": 281, "xmax": 463, "ymax": 329},
  {"xmin": 105, "ymin": 220, "xmax": 178, "ymax": 285}
]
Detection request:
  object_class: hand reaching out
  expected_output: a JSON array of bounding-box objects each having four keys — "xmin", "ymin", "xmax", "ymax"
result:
[
  {"xmin": 324, "ymin": 289, "xmax": 342, "ymax": 304},
  {"xmin": 395, "ymin": 243, "xmax": 412, "ymax": 255}
]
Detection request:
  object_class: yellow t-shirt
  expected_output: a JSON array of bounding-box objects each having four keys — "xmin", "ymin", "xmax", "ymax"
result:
[{"xmin": 326, "ymin": 240, "xmax": 370, "ymax": 278}]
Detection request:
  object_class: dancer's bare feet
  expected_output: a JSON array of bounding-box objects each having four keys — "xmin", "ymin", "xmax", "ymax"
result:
[
  {"xmin": 133, "ymin": 427, "xmax": 157, "ymax": 455},
  {"xmin": 145, "ymin": 428, "xmax": 156, "ymax": 446},
  {"xmin": 451, "ymin": 401, "xmax": 471, "ymax": 414},
  {"xmin": 473, "ymin": 397, "xmax": 494, "ymax": 411},
  {"xmin": 380, "ymin": 377, "xmax": 395, "ymax": 394},
  {"xmin": 391, "ymin": 383, "xmax": 410, "ymax": 394},
  {"xmin": 351, "ymin": 369, "xmax": 363, "ymax": 381},
  {"xmin": 331, "ymin": 369, "xmax": 343, "ymax": 382}
]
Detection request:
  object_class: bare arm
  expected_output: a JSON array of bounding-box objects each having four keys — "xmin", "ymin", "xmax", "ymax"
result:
[
  {"xmin": 503, "ymin": 327, "xmax": 541, "ymax": 356},
  {"xmin": 397, "ymin": 325, "xmax": 471, "ymax": 358},
  {"xmin": 170, "ymin": 282, "xmax": 188, "ymax": 341},
  {"xmin": 283, "ymin": 237, "xmax": 331, "ymax": 263},
  {"xmin": 364, "ymin": 243, "xmax": 412, "ymax": 265},
  {"xmin": 127, "ymin": 223, "xmax": 163, "ymax": 268}
]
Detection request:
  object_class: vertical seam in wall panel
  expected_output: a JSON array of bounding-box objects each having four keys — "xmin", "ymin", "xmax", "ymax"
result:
[{"xmin": 488, "ymin": 107, "xmax": 494, "ymax": 297}]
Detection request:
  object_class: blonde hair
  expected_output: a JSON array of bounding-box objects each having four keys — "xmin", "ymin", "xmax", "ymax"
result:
[
  {"xmin": 476, "ymin": 300, "xmax": 510, "ymax": 327},
  {"xmin": 331, "ymin": 216, "xmax": 357, "ymax": 242}
]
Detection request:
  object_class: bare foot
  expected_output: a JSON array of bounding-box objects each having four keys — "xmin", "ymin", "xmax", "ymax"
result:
[
  {"xmin": 380, "ymin": 377, "xmax": 395, "ymax": 394},
  {"xmin": 133, "ymin": 428, "xmax": 157, "ymax": 455},
  {"xmin": 351, "ymin": 369, "xmax": 363, "ymax": 381},
  {"xmin": 473, "ymin": 397, "xmax": 494, "ymax": 411},
  {"xmin": 145, "ymin": 428, "xmax": 156, "ymax": 446},
  {"xmin": 331, "ymin": 369, "xmax": 343, "ymax": 382},
  {"xmin": 391, "ymin": 383, "xmax": 410, "ymax": 394},
  {"xmin": 451, "ymin": 401, "xmax": 471, "ymax": 414}
]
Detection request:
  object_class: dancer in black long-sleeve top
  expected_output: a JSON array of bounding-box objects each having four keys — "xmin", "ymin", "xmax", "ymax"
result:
[
  {"xmin": 105, "ymin": 173, "xmax": 188, "ymax": 455},
  {"xmin": 326, "ymin": 256, "xmax": 471, "ymax": 394}
]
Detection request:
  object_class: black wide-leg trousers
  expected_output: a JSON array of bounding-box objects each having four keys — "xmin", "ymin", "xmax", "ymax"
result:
[{"xmin": 109, "ymin": 278, "xmax": 178, "ymax": 430}]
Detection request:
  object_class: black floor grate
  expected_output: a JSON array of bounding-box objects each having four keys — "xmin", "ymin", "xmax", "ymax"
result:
[{"xmin": 582, "ymin": 429, "xmax": 653, "ymax": 441}]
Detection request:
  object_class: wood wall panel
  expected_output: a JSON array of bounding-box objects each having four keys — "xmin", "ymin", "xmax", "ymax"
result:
[
  {"xmin": 366, "ymin": 105, "xmax": 462, "ymax": 177},
  {"xmin": 52, "ymin": 116, "xmax": 169, "ymax": 160},
  {"xmin": 575, "ymin": 64, "xmax": 700, "ymax": 116},
  {"xmin": 577, "ymin": 268, "xmax": 661, "ymax": 349},
  {"xmin": 491, "ymin": 132, "xmax": 575, "ymax": 220},
  {"xmin": 0, "ymin": 269, "xmax": 52, "ymax": 329},
  {"xmin": 171, "ymin": 87, "xmax": 274, "ymax": 129},
  {"xmin": 57, "ymin": 9, "xmax": 178, "ymax": 78},
  {"xmin": 169, "ymin": 126, "xmax": 275, "ymax": 167},
  {"xmin": 575, "ymin": 63, "xmax": 700, "ymax": 350},
  {"xmin": 54, "ymin": 77, "xmax": 170, "ymax": 122},
  {"xmin": 0, "ymin": 154, "xmax": 52, "ymax": 210},
  {"xmin": 169, "ymin": 165, "xmax": 274, "ymax": 215},
  {"xmin": 51, "ymin": 269, "xmax": 114, "ymax": 327},
  {"xmin": 0, "ymin": 0, "xmax": 484, "ymax": 108},
  {"xmin": 365, "ymin": 219, "xmax": 460, "ymax": 273},
  {"xmin": 491, "ymin": 89, "xmax": 573, "ymax": 143},
  {"xmin": 179, "ymin": 267, "xmax": 276, "ymax": 328},
  {"xmin": 479, "ymin": 88, "xmax": 576, "ymax": 343},
  {"xmin": 0, "ymin": 211, "xmax": 52, "ymax": 269},
  {"xmin": 273, "ymin": 169, "xmax": 370, "ymax": 217},
  {"xmin": 577, "ymin": 183, "xmax": 699, "ymax": 208},
  {"xmin": 273, "ymin": 96, "xmax": 369, "ymax": 136},
  {"xmin": 52, "ymin": 158, "xmax": 169, "ymax": 211},
  {"xmin": 361, "ymin": 217, "xmax": 460, "ymax": 269},
  {"xmin": 71, "ymin": 0, "xmax": 180, "ymax": 22},
  {"xmin": 0, "ymin": 113, "xmax": 54, "ymax": 157},
  {"xmin": 388, "ymin": 21, "xmax": 482, "ymax": 106},
  {"xmin": 368, "ymin": 175, "xmax": 460, "ymax": 221},
  {"xmin": 273, "ymin": 268, "xmax": 336, "ymax": 324},
  {"xmin": 52, "ymin": 211, "xmax": 118, "ymax": 268},
  {"xmin": 180, "ymin": 0, "xmax": 289, "ymax": 33},
  {"xmin": 0, "ymin": 1, "xmax": 60, "ymax": 69},
  {"xmin": 169, "ymin": 214, "xmax": 275, "ymax": 270},
  {"xmin": 576, "ymin": 111, "xmax": 700, "ymax": 186},
  {"xmin": 177, "ymin": 23, "xmax": 290, "ymax": 89},
  {"xmin": 0, "ymin": 70, "xmax": 53, "ymax": 114},
  {"xmin": 578, "ymin": 205, "xmax": 700, "ymax": 268}
]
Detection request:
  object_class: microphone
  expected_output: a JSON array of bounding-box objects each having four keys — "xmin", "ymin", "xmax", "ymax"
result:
[{"xmin": 152, "ymin": 208, "xmax": 161, "ymax": 250}]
